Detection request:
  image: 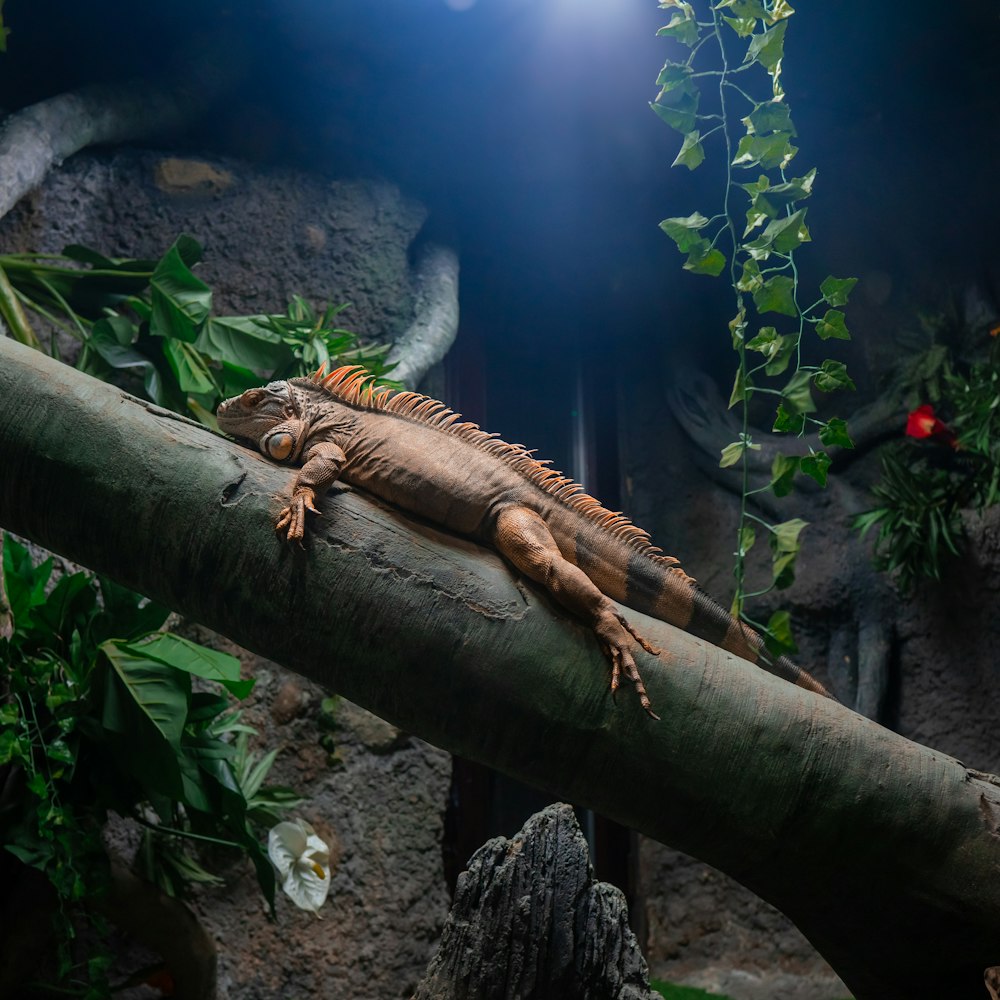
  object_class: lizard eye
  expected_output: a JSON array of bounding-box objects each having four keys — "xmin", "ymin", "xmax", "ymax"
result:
[
  {"xmin": 265, "ymin": 432, "xmax": 295, "ymax": 461},
  {"xmin": 242, "ymin": 388, "xmax": 266, "ymax": 407}
]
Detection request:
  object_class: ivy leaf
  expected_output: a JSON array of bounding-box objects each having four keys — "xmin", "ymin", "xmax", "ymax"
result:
[
  {"xmin": 716, "ymin": 0, "xmax": 767, "ymax": 18},
  {"xmin": 720, "ymin": 435, "xmax": 761, "ymax": 468},
  {"xmin": 766, "ymin": 0, "xmax": 796, "ymax": 24},
  {"xmin": 764, "ymin": 609, "xmax": 798, "ymax": 656},
  {"xmin": 738, "ymin": 524, "xmax": 756, "ymax": 557},
  {"xmin": 672, "ymin": 131, "xmax": 705, "ymax": 170},
  {"xmin": 773, "ymin": 402, "xmax": 806, "ymax": 434},
  {"xmin": 745, "ymin": 19, "xmax": 787, "ymax": 72},
  {"xmin": 744, "ymin": 209, "xmax": 810, "ymax": 259},
  {"xmin": 753, "ymin": 275, "xmax": 797, "ymax": 317},
  {"xmin": 723, "ymin": 15, "xmax": 756, "ymax": 37},
  {"xmin": 800, "ymin": 450, "xmax": 832, "ymax": 486},
  {"xmin": 650, "ymin": 87, "xmax": 699, "ymax": 134},
  {"xmin": 729, "ymin": 307, "xmax": 748, "ymax": 347},
  {"xmin": 818, "ymin": 417, "xmax": 854, "ymax": 449},
  {"xmin": 732, "ymin": 132, "xmax": 797, "ymax": 171},
  {"xmin": 820, "ymin": 275, "xmax": 858, "ymax": 307},
  {"xmin": 771, "ymin": 453, "xmax": 799, "ymax": 497},
  {"xmin": 729, "ymin": 367, "xmax": 751, "ymax": 408},
  {"xmin": 770, "ymin": 516, "xmax": 807, "ymax": 588},
  {"xmin": 746, "ymin": 326, "xmax": 795, "ymax": 375},
  {"xmin": 685, "ymin": 246, "xmax": 727, "ymax": 276},
  {"xmin": 743, "ymin": 101, "xmax": 796, "ymax": 137},
  {"xmin": 657, "ymin": 12, "xmax": 700, "ymax": 46},
  {"xmin": 659, "ymin": 212, "xmax": 710, "ymax": 253},
  {"xmin": 813, "ymin": 359, "xmax": 856, "ymax": 393},
  {"xmin": 736, "ymin": 258, "xmax": 763, "ymax": 293},
  {"xmin": 781, "ymin": 369, "xmax": 816, "ymax": 414},
  {"xmin": 746, "ymin": 168, "xmax": 815, "ymax": 218},
  {"xmin": 657, "ymin": 61, "xmax": 695, "ymax": 93},
  {"xmin": 815, "ymin": 308, "xmax": 850, "ymax": 341}
]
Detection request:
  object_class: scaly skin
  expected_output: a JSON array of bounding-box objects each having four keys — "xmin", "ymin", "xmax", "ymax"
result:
[{"xmin": 217, "ymin": 366, "xmax": 834, "ymax": 717}]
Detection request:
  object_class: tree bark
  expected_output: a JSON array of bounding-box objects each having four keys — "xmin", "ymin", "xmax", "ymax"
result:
[{"xmin": 2, "ymin": 336, "xmax": 1000, "ymax": 998}]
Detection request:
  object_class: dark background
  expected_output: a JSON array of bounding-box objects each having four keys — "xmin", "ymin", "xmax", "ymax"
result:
[{"xmin": 3, "ymin": 0, "xmax": 998, "ymax": 466}]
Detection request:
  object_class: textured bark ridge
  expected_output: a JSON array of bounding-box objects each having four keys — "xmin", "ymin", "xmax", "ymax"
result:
[{"xmin": 415, "ymin": 804, "xmax": 657, "ymax": 1000}]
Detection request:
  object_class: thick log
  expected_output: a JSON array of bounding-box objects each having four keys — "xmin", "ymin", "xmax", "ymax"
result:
[{"xmin": 2, "ymin": 337, "xmax": 1000, "ymax": 998}]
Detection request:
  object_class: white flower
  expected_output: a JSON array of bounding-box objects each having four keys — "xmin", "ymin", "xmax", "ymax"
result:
[{"xmin": 267, "ymin": 819, "xmax": 331, "ymax": 915}]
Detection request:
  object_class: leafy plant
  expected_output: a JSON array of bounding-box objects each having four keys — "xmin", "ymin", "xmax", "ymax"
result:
[
  {"xmin": 0, "ymin": 234, "xmax": 398, "ymax": 426},
  {"xmin": 0, "ymin": 535, "xmax": 295, "ymax": 994},
  {"xmin": 652, "ymin": 1, "xmax": 855, "ymax": 653},
  {"xmin": 650, "ymin": 980, "xmax": 731, "ymax": 999},
  {"xmin": 854, "ymin": 324, "xmax": 1000, "ymax": 591}
]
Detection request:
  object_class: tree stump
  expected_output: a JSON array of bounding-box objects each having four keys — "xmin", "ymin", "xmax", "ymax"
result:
[{"xmin": 414, "ymin": 803, "xmax": 657, "ymax": 1000}]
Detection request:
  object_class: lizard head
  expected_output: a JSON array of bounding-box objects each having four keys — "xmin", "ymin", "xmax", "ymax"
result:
[{"xmin": 217, "ymin": 381, "xmax": 306, "ymax": 462}]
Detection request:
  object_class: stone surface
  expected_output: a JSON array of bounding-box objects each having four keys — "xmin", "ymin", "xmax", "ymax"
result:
[
  {"xmin": 415, "ymin": 803, "xmax": 657, "ymax": 1000},
  {"xmin": 0, "ymin": 148, "xmax": 427, "ymax": 344}
]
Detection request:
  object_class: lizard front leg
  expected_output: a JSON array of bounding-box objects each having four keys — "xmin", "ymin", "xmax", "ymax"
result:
[
  {"xmin": 492, "ymin": 504, "xmax": 660, "ymax": 719},
  {"xmin": 276, "ymin": 441, "xmax": 347, "ymax": 542}
]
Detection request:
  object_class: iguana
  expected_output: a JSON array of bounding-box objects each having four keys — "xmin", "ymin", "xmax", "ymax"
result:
[{"xmin": 216, "ymin": 365, "xmax": 833, "ymax": 717}]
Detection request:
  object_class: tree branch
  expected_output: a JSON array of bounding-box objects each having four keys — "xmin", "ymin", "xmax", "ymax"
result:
[
  {"xmin": 1, "ymin": 337, "xmax": 1000, "ymax": 998},
  {"xmin": 385, "ymin": 242, "xmax": 460, "ymax": 388}
]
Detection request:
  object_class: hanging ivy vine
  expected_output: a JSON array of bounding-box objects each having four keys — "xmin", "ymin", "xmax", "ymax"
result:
[{"xmin": 651, "ymin": 0, "xmax": 856, "ymax": 653}]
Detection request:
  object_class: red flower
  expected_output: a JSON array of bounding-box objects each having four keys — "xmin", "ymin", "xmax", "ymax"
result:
[{"xmin": 905, "ymin": 404, "xmax": 956, "ymax": 445}]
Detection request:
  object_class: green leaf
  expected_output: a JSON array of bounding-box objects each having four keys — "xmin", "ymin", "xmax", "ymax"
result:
[
  {"xmin": 815, "ymin": 309, "xmax": 850, "ymax": 341},
  {"xmin": 684, "ymin": 246, "xmax": 727, "ymax": 276},
  {"xmin": 736, "ymin": 258, "xmax": 763, "ymax": 293},
  {"xmin": 101, "ymin": 642, "xmax": 190, "ymax": 752},
  {"xmin": 738, "ymin": 524, "xmax": 756, "ymax": 557},
  {"xmin": 732, "ymin": 132, "xmax": 797, "ymax": 170},
  {"xmin": 659, "ymin": 212, "xmax": 710, "ymax": 253},
  {"xmin": 744, "ymin": 168, "xmax": 815, "ymax": 218},
  {"xmin": 163, "ymin": 338, "xmax": 216, "ymax": 395},
  {"xmin": 196, "ymin": 316, "xmax": 293, "ymax": 372},
  {"xmin": 650, "ymin": 87, "xmax": 699, "ymax": 134},
  {"xmin": 729, "ymin": 307, "xmax": 748, "ymax": 347},
  {"xmin": 720, "ymin": 435, "xmax": 760, "ymax": 467},
  {"xmin": 746, "ymin": 326, "xmax": 795, "ymax": 376},
  {"xmin": 3, "ymin": 535, "xmax": 53, "ymax": 631},
  {"xmin": 820, "ymin": 275, "xmax": 858, "ymax": 307},
  {"xmin": 781, "ymin": 369, "xmax": 816, "ymax": 414},
  {"xmin": 813, "ymin": 359, "xmax": 856, "ymax": 393},
  {"xmin": 125, "ymin": 633, "xmax": 253, "ymax": 699},
  {"xmin": 818, "ymin": 417, "xmax": 854, "ymax": 449},
  {"xmin": 86, "ymin": 317, "xmax": 170, "ymax": 405},
  {"xmin": 764, "ymin": 609, "xmax": 798, "ymax": 656},
  {"xmin": 723, "ymin": 15, "xmax": 757, "ymax": 37},
  {"xmin": 743, "ymin": 101, "xmax": 796, "ymax": 136},
  {"xmin": 800, "ymin": 451, "xmax": 832, "ymax": 486},
  {"xmin": 656, "ymin": 12, "xmax": 700, "ymax": 46},
  {"xmin": 672, "ymin": 131, "xmax": 705, "ymax": 170},
  {"xmin": 150, "ymin": 239, "xmax": 212, "ymax": 343},
  {"xmin": 745, "ymin": 19, "xmax": 787, "ymax": 72},
  {"xmin": 770, "ymin": 517, "xmax": 807, "ymax": 588},
  {"xmin": 770, "ymin": 453, "xmax": 799, "ymax": 497},
  {"xmin": 752, "ymin": 275, "xmax": 797, "ymax": 317},
  {"xmin": 729, "ymin": 367, "xmax": 751, "ymax": 407},
  {"xmin": 656, "ymin": 61, "xmax": 694, "ymax": 92},
  {"xmin": 772, "ymin": 402, "xmax": 806, "ymax": 434}
]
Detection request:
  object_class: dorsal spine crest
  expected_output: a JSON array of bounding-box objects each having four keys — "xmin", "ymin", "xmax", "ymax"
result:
[{"xmin": 302, "ymin": 365, "xmax": 690, "ymax": 574}]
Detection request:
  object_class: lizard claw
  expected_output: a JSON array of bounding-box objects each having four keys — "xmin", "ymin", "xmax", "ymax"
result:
[
  {"xmin": 596, "ymin": 613, "xmax": 660, "ymax": 720},
  {"xmin": 276, "ymin": 489, "xmax": 320, "ymax": 542}
]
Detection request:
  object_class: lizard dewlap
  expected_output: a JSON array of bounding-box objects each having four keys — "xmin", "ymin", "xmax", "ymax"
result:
[{"xmin": 217, "ymin": 365, "xmax": 834, "ymax": 717}]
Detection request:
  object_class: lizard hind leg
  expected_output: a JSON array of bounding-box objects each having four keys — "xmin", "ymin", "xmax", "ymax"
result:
[{"xmin": 491, "ymin": 504, "xmax": 661, "ymax": 719}]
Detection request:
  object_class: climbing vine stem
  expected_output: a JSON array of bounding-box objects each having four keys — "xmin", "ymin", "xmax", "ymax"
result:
[{"xmin": 651, "ymin": 0, "xmax": 856, "ymax": 654}]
